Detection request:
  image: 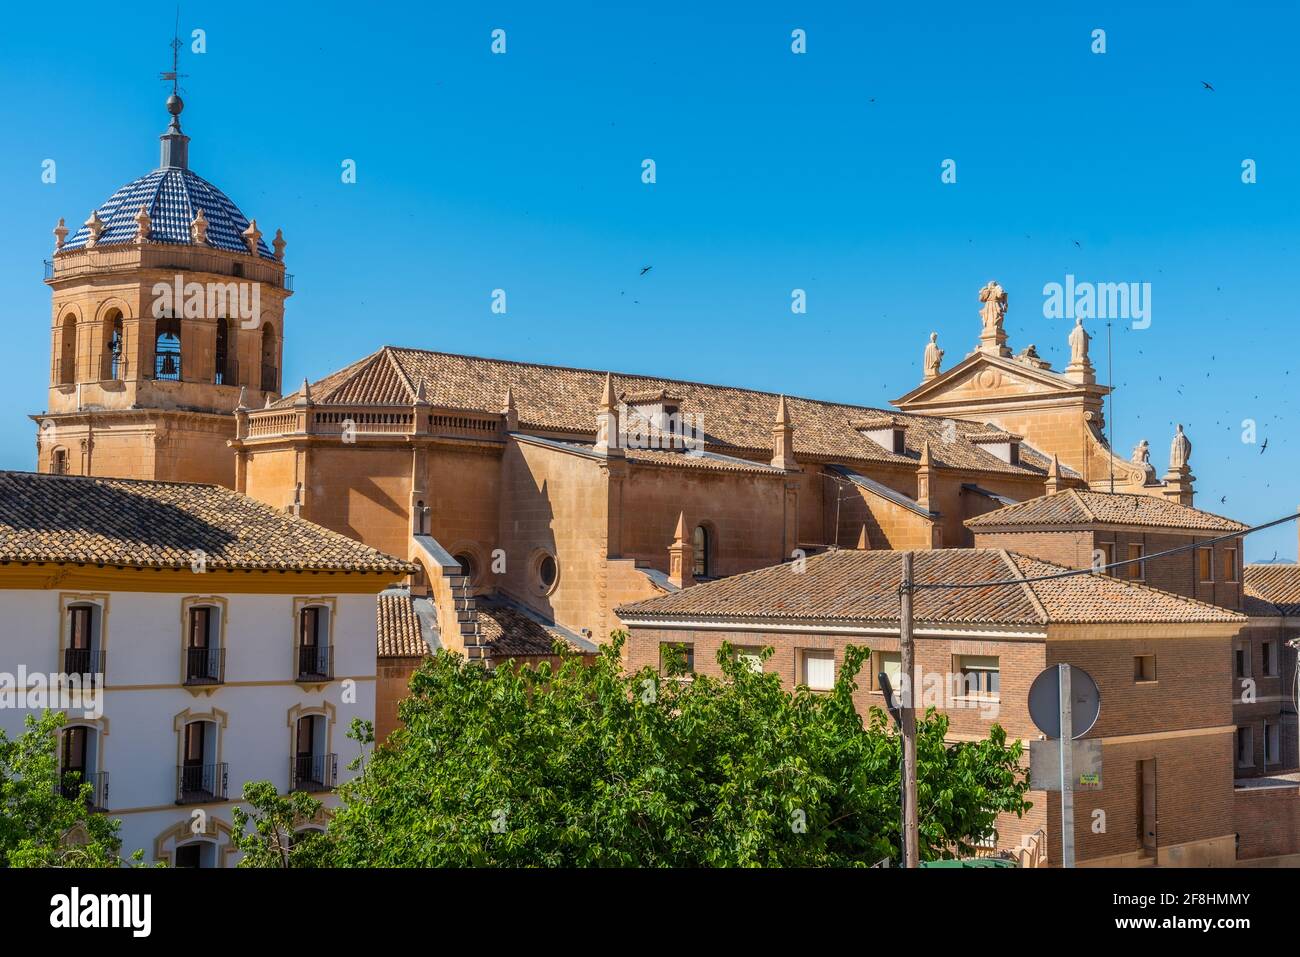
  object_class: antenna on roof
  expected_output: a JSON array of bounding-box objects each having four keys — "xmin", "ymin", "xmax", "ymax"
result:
[{"xmin": 159, "ymin": 7, "xmax": 188, "ymax": 95}]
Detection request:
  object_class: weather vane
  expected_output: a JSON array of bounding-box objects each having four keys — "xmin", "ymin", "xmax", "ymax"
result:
[{"xmin": 159, "ymin": 8, "xmax": 187, "ymax": 95}]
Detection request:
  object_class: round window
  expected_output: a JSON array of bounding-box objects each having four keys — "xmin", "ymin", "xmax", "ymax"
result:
[
  {"xmin": 454, "ymin": 553, "xmax": 477, "ymax": 583},
  {"xmin": 537, "ymin": 554, "xmax": 558, "ymax": 593}
]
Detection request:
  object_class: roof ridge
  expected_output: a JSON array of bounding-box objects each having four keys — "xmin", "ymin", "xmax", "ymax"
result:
[
  {"xmin": 382, "ymin": 346, "xmax": 419, "ymax": 401},
  {"xmin": 1070, "ymin": 487, "xmax": 1097, "ymax": 522},
  {"xmin": 998, "ymin": 550, "xmax": 1050, "ymax": 624}
]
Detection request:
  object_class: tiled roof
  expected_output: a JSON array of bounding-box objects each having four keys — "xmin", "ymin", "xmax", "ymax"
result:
[
  {"xmin": 61, "ymin": 167, "xmax": 275, "ymax": 259},
  {"xmin": 1244, "ymin": 564, "xmax": 1300, "ymax": 617},
  {"xmin": 965, "ymin": 489, "xmax": 1248, "ymax": 533},
  {"xmin": 477, "ymin": 595, "xmax": 583, "ymax": 656},
  {"xmin": 617, "ymin": 548, "xmax": 1244, "ymax": 626},
  {"xmin": 0, "ymin": 471, "xmax": 413, "ymax": 574},
  {"xmin": 271, "ymin": 346, "xmax": 1070, "ymax": 478},
  {"xmin": 377, "ymin": 589, "xmax": 431, "ymax": 657}
]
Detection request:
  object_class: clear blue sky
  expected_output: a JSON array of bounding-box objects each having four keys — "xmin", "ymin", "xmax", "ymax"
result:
[{"xmin": 2, "ymin": 1, "xmax": 1297, "ymax": 559}]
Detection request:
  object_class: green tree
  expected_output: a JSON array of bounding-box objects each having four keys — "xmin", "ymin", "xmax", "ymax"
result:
[
  {"xmin": 315, "ymin": 635, "xmax": 1029, "ymax": 867},
  {"xmin": 0, "ymin": 711, "xmax": 136, "ymax": 867}
]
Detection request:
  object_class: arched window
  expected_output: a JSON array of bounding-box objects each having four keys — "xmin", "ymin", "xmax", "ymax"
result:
[
  {"xmin": 178, "ymin": 719, "xmax": 223, "ymax": 802},
  {"xmin": 693, "ymin": 525, "xmax": 709, "ymax": 578},
  {"xmin": 60, "ymin": 725, "xmax": 106, "ymax": 809},
  {"xmin": 454, "ymin": 551, "xmax": 478, "ymax": 585},
  {"xmin": 101, "ymin": 310, "xmax": 124, "ymax": 381},
  {"xmin": 57, "ymin": 314, "xmax": 77, "ymax": 385},
  {"xmin": 215, "ymin": 318, "xmax": 230, "ymax": 385},
  {"xmin": 155, "ymin": 317, "xmax": 181, "ymax": 380},
  {"xmin": 50, "ymin": 448, "xmax": 68, "ymax": 475},
  {"xmin": 260, "ymin": 323, "xmax": 278, "ymax": 392}
]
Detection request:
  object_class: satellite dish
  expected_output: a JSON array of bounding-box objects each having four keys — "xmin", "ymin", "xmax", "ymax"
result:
[{"xmin": 1028, "ymin": 664, "xmax": 1100, "ymax": 739}]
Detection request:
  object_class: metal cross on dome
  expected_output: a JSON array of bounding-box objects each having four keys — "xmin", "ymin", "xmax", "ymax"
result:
[{"xmin": 159, "ymin": 11, "xmax": 188, "ymax": 95}]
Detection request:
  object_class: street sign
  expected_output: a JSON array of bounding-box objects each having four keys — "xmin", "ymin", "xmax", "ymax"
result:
[
  {"xmin": 1030, "ymin": 738, "xmax": 1103, "ymax": 791},
  {"xmin": 1028, "ymin": 664, "xmax": 1100, "ymax": 739}
]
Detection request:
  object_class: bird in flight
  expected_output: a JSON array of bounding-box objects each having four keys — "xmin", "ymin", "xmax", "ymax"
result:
[
  {"xmin": 640, "ymin": 265, "xmax": 653, "ymax": 276},
  {"xmin": 1202, "ymin": 81, "xmax": 1215, "ymax": 91},
  {"xmin": 1261, "ymin": 438, "xmax": 1269, "ymax": 453}
]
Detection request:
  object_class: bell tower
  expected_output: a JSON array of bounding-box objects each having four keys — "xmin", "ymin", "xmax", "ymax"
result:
[{"xmin": 35, "ymin": 51, "xmax": 291, "ymax": 486}]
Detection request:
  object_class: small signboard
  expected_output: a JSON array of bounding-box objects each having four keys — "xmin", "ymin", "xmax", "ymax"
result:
[{"xmin": 1030, "ymin": 738, "xmax": 1103, "ymax": 791}]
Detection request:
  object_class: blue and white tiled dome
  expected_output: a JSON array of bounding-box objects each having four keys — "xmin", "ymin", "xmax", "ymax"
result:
[{"xmin": 62, "ymin": 166, "xmax": 274, "ymax": 260}]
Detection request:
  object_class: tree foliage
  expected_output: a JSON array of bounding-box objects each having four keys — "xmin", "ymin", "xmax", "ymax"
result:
[
  {"xmin": 0, "ymin": 711, "xmax": 136, "ymax": 867},
  {"xmin": 303, "ymin": 635, "xmax": 1029, "ymax": 867}
]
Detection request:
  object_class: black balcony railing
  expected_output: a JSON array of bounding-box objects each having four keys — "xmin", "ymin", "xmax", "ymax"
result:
[
  {"xmin": 290, "ymin": 753, "xmax": 337, "ymax": 792},
  {"xmin": 63, "ymin": 648, "xmax": 106, "ymax": 685},
  {"xmin": 296, "ymin": 644, "xmax": 333, "ymax": 681},
  {"xmin": 176, "ymin": 762, "xmax": 228, "ymax": 804},
  {"xmin": 44, "ymin": 259, "xmax": 54, "ymax": 281},
  {"xmin": 59, "ymin": 769, "xmax": 109, "ymax": 810},
  {"xmin": 184, "ymin": 647, "xmax": 225, "ymax": 685}
]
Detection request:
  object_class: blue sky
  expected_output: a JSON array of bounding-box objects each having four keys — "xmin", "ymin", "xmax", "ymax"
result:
[{"xmin": 2, "ymin": 1, "xmax": 1297, "ymax": 559}]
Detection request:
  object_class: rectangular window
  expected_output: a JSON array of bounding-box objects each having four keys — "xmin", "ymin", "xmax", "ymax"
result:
[
  {"xmin": 68, "ymin": 606, "xmax": 92, "ymax": 650},
  {"xmin": 1265, "ymin": 722, "xmax": 1280, "ymax": 765},
  {"xmin": 1198, "ymin": 547, "xmax": 1213, "ymax": 583},
  {"xmin": 1262, "ymin": 641, "xmax": 1276, "ymax": 677},
  {"xmin": 955, "ymin": 655, "xmax": 1000, "ymax": 699},
  {"xmin": 1223, "ymin": 548, "xmax": 1238, "ymax": 583},
  {"xmin": 189, "ymin": 606, "xmax": 211, "ymax": 649},
  {"xmin": 1236, "ymin": 726, "xmax": 1254, "ymax": 768},
  {"xmin": 733, "ymin": 646, "xmax": 763, "ymax": 674},
  {"xmin": 1098, "ymin": 542, "xmax": 1115, "ymax": 575},
  {"xmin": 874, "ymin": 650, "xmax": 902, "ymax": 694},
  {"xmin": 659, "ymin": 642, "xmax": 695, "ymax": 675},
  {"xmin": 1127, "ymin": 543, "xmax": 1145, "ymax": 580},
  {"xmin": 1235, "ymin": 643, "xmax": 1251, "ymax": 679},
  {"xmin": 1133, "ymin": 654, "xmax": 1157, "ymax": 683},
  {"xmin": 801, "ymin": 650, "xmax": 836, "ymax": 691}
]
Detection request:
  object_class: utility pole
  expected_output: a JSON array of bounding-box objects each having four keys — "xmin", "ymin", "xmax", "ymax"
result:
[{"xmin": 899, "ymin": 551, "xmax": 919, "ymax": 868}]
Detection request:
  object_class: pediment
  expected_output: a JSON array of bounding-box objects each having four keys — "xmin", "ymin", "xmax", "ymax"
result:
[{"xmin": 894, "ymin": 352, "xmax": 1094, "ymax": 410}]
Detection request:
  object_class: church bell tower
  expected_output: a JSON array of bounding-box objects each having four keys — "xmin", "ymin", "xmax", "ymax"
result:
[{"xmin": 35, "ymin": 53, "xmax": 291, "ymax": 486}]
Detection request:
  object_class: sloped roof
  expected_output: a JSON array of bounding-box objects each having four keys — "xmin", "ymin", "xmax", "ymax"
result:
[
  {"xmin": 477, "ymin": 595, "xmax": 589, "ymax": 656},
  {"xmin": 1244, "ymin": 563, "xmax": 1300, "ymax": 617},
  {"xmin": 377, "ymin": 589, "xmax": 433, "ymax": 657},
  {"xmin": 269, "ymin": 346, "xmax": 1070, "ymax": 478},
  {"xmin": 0, "ymin": 471, "xmax": 413, "ymax": 574},
  {"xmin": 61, "ymin": 167, "xmax": 274, "ymax": 259},
  {"xmin": 617, "ymin": 548, "xmax": 1244, "ymax": 626},
  {"xmin": 965, "ymin": 489, "xmax": 1247, "ymax": 533}
]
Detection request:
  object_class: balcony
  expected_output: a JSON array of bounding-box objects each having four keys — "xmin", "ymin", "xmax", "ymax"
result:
[
  {"xmin": 290, "ymin": 753, "xmax": 337, "ymax": 792},
  {"xmin": 184, "ymin": 647, "xmax": 225, "ymax": 686},
  {"xmin": 59, "ymin": 769, "xmax": 109, "ymax": 811},
  {"xmin": 176, "ymin": 762, "xmax": 228, "ymax": 804},
  {"xmin": 63, "ymin": 648, "xmax": 106, "ymax": 686},
  {"xmin": 295, "ymin": 644, "xmax": 333, "ymax": 682}
]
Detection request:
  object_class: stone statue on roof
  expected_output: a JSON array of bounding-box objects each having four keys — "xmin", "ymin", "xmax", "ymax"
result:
[
  {"xmin": 978, "ymin": 281, "xmax": 1007, "ymax": 337},
  {"xmin": 1169, "ymin": 424, "xmax": 1192, "ymax": 471},
  {"xmin": 923, "ymin": 332, "xmax": 944, "ymax": 379},
  {"xmin": 1131, "ymin": 439, "xmax": 1156, "ymax": 483},
  {"xmin": 1069, "ymin": 316, "xmax": 1090, "ymax": 367}
]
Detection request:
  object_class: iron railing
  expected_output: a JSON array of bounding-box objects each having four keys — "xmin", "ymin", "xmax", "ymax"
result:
[
  {"xmin": 184, "ymin": 647, "xmax": 225, "ymax": 686},
  {"xmin": 63, "ymin": 648, "xmax": 106, "ymax": 685},
  {"xmin": 290, "ymin": 753, "xmax": 337, "ymax": 792},
  {"xmin": 59, "ymin": 769, "xmax": 109, "ymax": 810},
  {"xmin": 295, "ymin": 644, "xmax": 333, "ymax": 681},
  {"xmin": 176, "ymin": 762, "xmax": 228, "ymax": 804}
]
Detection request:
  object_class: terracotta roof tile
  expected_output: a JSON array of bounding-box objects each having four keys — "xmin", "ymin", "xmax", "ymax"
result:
[
  {"xmin": 0, "ymin": 471, "xmax": 414, "ymax": 575},
  {"xmin": 1244, "ymin": 564, "xmax": 1300, "ymax": 616},
  {"xmin": 271, "ymin": 346, "xmax": 1067, "ymax": 478},
  {"xmin": 965, "ymin": 489, "xmax": 1248, "ymax": 533},
  {"xmin": 617, "ymin": 548, "xmax": 1243, "ymax": 626},
  {"xmin": 377, "ymin": 590, "xmax": 430, "ymax": 657},
  {"xmin": 477, "ymin": 595, "xmax": 580, "ymax": 656}
]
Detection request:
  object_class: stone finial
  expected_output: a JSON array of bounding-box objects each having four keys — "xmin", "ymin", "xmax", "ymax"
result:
[
  {"xmin": 1161, "ymin": 424, "xmax": 1196, "ymax": 506},
  {"xmin": 916, "ymin": 440, "xmax": 935, "ymax": 511},
  {"xmin": 272, "ymin": 228, "xmax": 286, "ymax": 262},
  {"xmin": 502, "ymin": 386, "xmax": 518, "ymax": 431},
  {"xmin": 856, "ymin": 524, "xmax": 869, "ymax": 549},
  {"xmin": 923, "ymin": 331, "xmax": 944, "ymax": 380},
  {"xmin": 53, "ymin": 217, "xmax": 69, "ymax": 251},
  {"xmin": 1044, "ymin": 454, "xmax": 1067, "ymax": 494},
  {"xmin": 264, "ymin": 394, "xmax": 273, "ymax": 409},
  {"xmin": 190, "ymin": 208, "xmax": 209, "ymax": 245},
  {"xmin": 771, "ymin": 395, "xmax": 797, "ymax": 471},
  {"xmin": 242, "ymin": 219, "xmax": 262, "ymax": 255},
  {"xmin": 976, "ymin": 280, "xmax": 1011, "ymax": 357},
  {"xmin": 83, "ymin": 210, "xmax": 104, "ymax": 248},
  {"xmin": 1064, "ymin": 316, "xmax": 1095, "ymax": 384},
  {"xmin": 413, "ymin": 377, "xmax": 428, "ymax": 404},
  {"xmin": 295, "ymin": 377, "xmax": 313, "ymax": 407},
  {"xmin": 235, "ymin": 385, "xmax": 249, "ymax": 412},
  {"xmin": 667, "ymin": 511, "xmax": 694, "ymax": 588},
  {"xmin": 594, "ymin": 373, "xmax": 623, "ymax": 457},
  {"xmin": 133, "ymin": 205, "xmax": 152, "ymax": 243}
]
